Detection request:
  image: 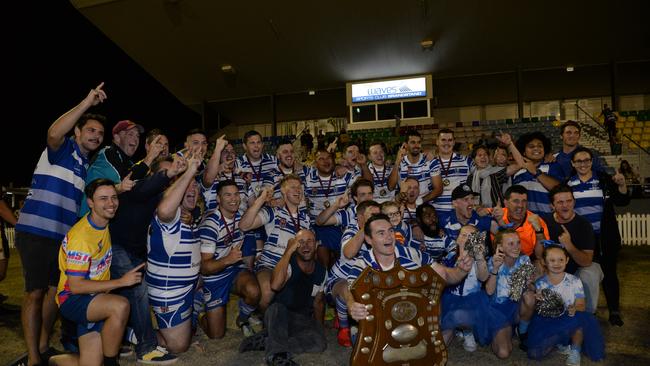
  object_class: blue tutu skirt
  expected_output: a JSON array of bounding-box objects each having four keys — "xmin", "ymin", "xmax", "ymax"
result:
[
  {"xmin": 441, "ymin": 292, "xmax": 510, "ymax": 346},
  {"xmin": 490, "ymin": 299, "xmax": 519, "ymax": 326},
  {"xmin": 527, "ymin": 311, "xmax": 605, "ymax": 362}
]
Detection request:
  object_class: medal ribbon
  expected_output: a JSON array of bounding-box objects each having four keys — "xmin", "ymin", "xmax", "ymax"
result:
[
  {"xmin": 371, "ymin": 164, "xmax": 386, "ymax": 187},
  {"xmin": 245, "ymin": 155, "xmax": 263, "ymax": 182},
  {"xmin": 438, "ymin": 153, "xmax": 454, "ymax": 179},
  {"xmin": 285, "ymin": 204, "xmax": 300, "ymax": 232},
  {"xmin": 220, "ymin": 209, "xmax": 237, "ymax": 244},
  {"xmin": 317, "ymin": 174, "xmax": 333, "ymax": 199}
]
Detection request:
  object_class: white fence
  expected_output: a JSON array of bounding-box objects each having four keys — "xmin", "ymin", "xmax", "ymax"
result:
[
  {"xmin": 5, "ymin": 227, "xmax": 15, "ymax": 248},
  {"xmin": 617, "ymin": 213, "xmax": 650, "ymax": 246}
]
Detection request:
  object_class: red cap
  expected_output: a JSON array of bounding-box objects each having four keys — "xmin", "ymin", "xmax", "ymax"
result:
[{"xmin": 112, "ymin": 120, "xmax": 144, "ymax": 135}]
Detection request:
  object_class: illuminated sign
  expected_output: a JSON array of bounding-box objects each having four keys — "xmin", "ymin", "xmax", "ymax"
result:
[{"xmin": 351, "ymin": 77, "xmax": 427, "ymax": 103}]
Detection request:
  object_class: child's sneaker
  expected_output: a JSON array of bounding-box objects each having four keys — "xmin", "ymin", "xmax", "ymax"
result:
[
  {"xmin": 462, "ymin": 331, "xmax": 477, "ymax": 352},
  {"xmin": 566, "ymin": 348, "xmax": 581, "ymax": 366},
  {"xmin": 557, "ymin": 344, "xmax": 571, "ymax": 355},
  {"xmin": 137, "ymin": 346, "xmax": 177, "ymax": 364},
  {"xmin": 237, "ymin": 316, "xmax": 256, "ymax": 337}
]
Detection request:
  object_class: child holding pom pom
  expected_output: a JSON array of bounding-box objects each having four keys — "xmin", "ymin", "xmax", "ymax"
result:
[
  {"xmin": 485, "ymin": 228, "xmax": 537, "ymax": 356},
  {"xmin": 527, "ymin": 244, "xmax": 605, "ymax": 365}
]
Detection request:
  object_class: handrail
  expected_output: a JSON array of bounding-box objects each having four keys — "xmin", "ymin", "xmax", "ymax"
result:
[
  {"xmin": 574, "ymin": 103, "xmax": 608, "ymax": 133},
  {"xmin": 621, "ymin": 134, "xmax": 650, "ymax": 155},
  {"xmin": 575, "ymin": 103, "xmax": 650, "ymax": 156}
]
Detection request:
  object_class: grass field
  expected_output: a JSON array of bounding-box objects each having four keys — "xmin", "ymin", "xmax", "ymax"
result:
[{"xmin": 2, "ymin": 246, "xmax": 650, "ymax": 365}]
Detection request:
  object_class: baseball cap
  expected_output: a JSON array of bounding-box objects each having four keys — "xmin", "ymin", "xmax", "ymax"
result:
[
  {"xmin": 112, "ymin": 120, "xmax": 144, "ymax": 136},
  {"xmin": 451, "ymin": 183, "xmax": 479, "ymax": 200}
]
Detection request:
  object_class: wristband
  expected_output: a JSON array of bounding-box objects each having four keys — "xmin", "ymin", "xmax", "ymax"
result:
[{"xmin": 490, "ymin": 271, "xmax": 498, "ymax": 276}]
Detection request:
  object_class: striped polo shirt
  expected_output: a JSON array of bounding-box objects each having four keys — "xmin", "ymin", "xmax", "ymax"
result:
[
  {"xmin": 398, "ymin": 154, "xmax": 434, "ymax": 202},
  {"xmin": 17, "ymin": 137, "xmax": 88, "ymax": 241},
  {"xmin": 235, "ymin": 153, "xmax": 277, "ymax": 194},
  {"xmin": 512, "ymin": 162, "xmax": 563, "ymax": 215},
  {"xmin": 304, "ymin": 167, "xmax": 354, "ymax": 218},
  {"xmin": 430, "ymin": 153, "xmax": 472, "ymax": 215},
  {"xmin": 566, "ymin": 175, "xmax": 605, "ymax": 234},
  {"xmin": 198, "ymin": 209, "xmax": 246, "ymax": 285},
  {"xmin": 146, "ymin": 208, "xmax": 201, "ymax": 304},
  {"xmin": 257, "ymin": 205, "xmax": 313, "ymax": 268}
]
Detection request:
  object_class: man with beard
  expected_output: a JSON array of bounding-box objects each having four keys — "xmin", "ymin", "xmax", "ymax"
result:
[
  {"xmin": 236, "ymin": 130, "xmax": 277, "ymax": 195},
  {"xmin": 491, "ymin": 185, "xmax": 549, "ymax": 258},
  {"xmin": 416, "ymin": 203, "xmax": 455, "ymax": 262},
  {"xmin": 239, "ymin": 230, "xmax": 327, "ymax": 366},
  {"xmin": 264, "ymin": 139, "xmax": 309, "ymax": 201},
  {"xmin": 79, "ymin": 119, "xmax": 148, "ymax": 216},
  {"xmin": 368, "ymin": 142, "xmax": 395, "ymax": 203},
  {"xmin": 304, "ymin": 148, "xmax": 355, "ymax": 268},
  {"xmin": 540, "ymin": 185, "xmax": 602, "ymax": 313},
  {"xmin": 240, "ymin": 175, "xmax": 312, "ymax": 312},
  {"xmin": 442, "ymin": 183, "xmax": 492, "ymax": 241},
  {"xmin": 430, "ymin": 129, "xmax": 472, "ymax": 222},
  {"xmin": 388, "ymin": 130, "xmax": 442, "ymax": 204},
  {"xmin": 199, "ymin": 180, "xmax": 261, "ymax": 339},
  {"xmin": 145, "ymin": 150, "xmax": 203, "ymax": 353},
  {"xmin": 15, "ymin": 83, "xmax": 106, "ymax": 366}
]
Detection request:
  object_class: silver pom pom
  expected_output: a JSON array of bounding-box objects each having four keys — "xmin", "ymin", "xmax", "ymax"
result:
[
  {"xmin": 535, "ymin": 288, "xmax": 565, "ymax": 317},
  {"xmin": 464, "ymin": 231, "xmax": 487, "ymax": 260},
  {"xmin": 508, "ymin": 262, "xmax": 536, "ymax": 302}
]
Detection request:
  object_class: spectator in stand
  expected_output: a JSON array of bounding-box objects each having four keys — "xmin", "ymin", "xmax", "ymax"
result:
[
  {"xmin": 599, "ymin": 104, "xmax": 619, "ymax": 151},
  {"xmin": 619, "ymin": 160, "xmax": 640, "ymax": 185},
  {"xmin": 15, "ymin": 83, "xmax": 106, "ymax": 366}
]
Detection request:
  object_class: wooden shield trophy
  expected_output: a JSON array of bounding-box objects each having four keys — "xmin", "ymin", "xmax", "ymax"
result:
[{"xmin": 349, "ymin": 262, "xmax": 447, "ymax": 366}]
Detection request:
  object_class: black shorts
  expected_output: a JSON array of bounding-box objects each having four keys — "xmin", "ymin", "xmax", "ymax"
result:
[{"xmin": 15, "ymin": 231, "xmax": 60, "ymax": 291}]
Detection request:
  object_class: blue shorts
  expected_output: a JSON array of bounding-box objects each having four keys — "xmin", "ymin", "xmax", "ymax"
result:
[
  {"xmin": 59, "ymin": 294, "xmax": 104, "ymax": 337},
  {"xmin": 314, "ymin": 225, "xmax": 343, "ymax": 251},
  {"xmin": 202, "ymin": 267, "xmax": 245, "ymax": 311},
  {"xmin": 150, "ymin": 288, "xmax": 195, "ymax": 329},
  {"xmin": 242, "ymin": 232, "xmax": 259, "ymax": 257}
]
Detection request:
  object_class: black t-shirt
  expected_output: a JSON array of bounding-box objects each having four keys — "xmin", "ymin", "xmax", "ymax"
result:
[
  {"xmin": 272, "ymin": 255, "xmax": 326, "ymax": 316},
  {"xmin": 543, "ymin": 213, "xmax": 595, "ymax": 274}
]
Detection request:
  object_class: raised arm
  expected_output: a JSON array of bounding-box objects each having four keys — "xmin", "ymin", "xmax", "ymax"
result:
[
  {"xmin": 239, "ymin": 186, "xmax": 273, "ymax": 231},
  {"xmin": 315, "ymin": 194, "xmax": 349, "ymax": 226},
  {"xmin": 203, "ymin": 135, "xmax": 228, "ymax": 187},
  {"xmin": 48, "ymin": 82, "xmax": 107, "ymax": 151},
  {"xmin": 156, "ymin": 150, "xmax": 201, "ymax": 223},
  {"xmin": 387, "ymin": 144, "xmax": 406, "ymax": 190},
  {"xmin": 270, "ymin": 238, "xmax": 299, "ymax": 291}
]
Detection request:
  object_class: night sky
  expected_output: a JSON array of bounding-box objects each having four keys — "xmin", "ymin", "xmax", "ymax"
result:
[{"xmin": 4, "ymin": 1, "xmax": 200, "ymax": 187}]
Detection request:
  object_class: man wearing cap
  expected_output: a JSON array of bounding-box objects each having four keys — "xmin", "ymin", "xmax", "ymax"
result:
[
  {"xmin": 79, "ymin": 119, "xmax": 148, "ymax": 216},
  {"xmin": 442, "ymin": 183, "xmax": 492, "ymax": 241}
]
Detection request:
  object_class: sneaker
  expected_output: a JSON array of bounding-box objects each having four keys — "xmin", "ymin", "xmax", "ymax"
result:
[
  {"xmin": 239, "ymin": 332, "xmax": 266, "ymax": 353},
  {"xmin": 566, "ymin": 349, "xmax": 581, "ymax": 366},
  {"xmin": 337, "ymin": 327, "xmax": 352, "ymax": 347},
  {"xmin": 266, "ymin": 352, "xmax": 299, "ymax": 366},
  {"xmin": 237, "ymin": 316, "xmax": 256, "ymax": 337},
  {"xmin": 462, "ymin": 332, "xmax": 477, "ymax": 352},
  {"xmin": 518, "ymin": 331, "xmax": 528, "ymax": 352},
  {"xmin": 137, "ymin": 346, "xmax": 178, "ymax": 364},
  {"xmin": 557, "ymin": 344, "xmax": 571, "ymax": 355},
  {"xmin": 609, "ymin": 312, "xmax": 624, "ymax": 327},
  {"xmin": 248, "ymin": 313, "xmax": 264, "ymax": 332},
  {"xmin": 120, "ymin": 343, "xmax": 134, "ymax": 357}
]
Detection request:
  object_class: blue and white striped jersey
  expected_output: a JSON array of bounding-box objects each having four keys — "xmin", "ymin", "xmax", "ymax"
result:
[
  {"xmin": 512, "ymin": 162, "xmax": 563, "ymax": 216},
  {"xmin": 421, "ymin": 234, "xmax": 456, "ymax": 263},
  {"xmin": 326, "ymin": 226, "xmax": 369, "ymax": 293},
  {"xmin": 262, "ymin": 164, "xmax": 309, "ymax": 200},
  {"xmin": 201, "ymin": 171, "xmax": 252, "ymax": 215},
  {"xmin": 257, "ymin": 205, "xmax": 313, "ymax": 268},
  {"xmin": 566, "ymin": 175, "xmax": 605, "ymax": 234},
  {"xmin": 304, "ymin": 167, "xmax": 355, "ymax": 218},
  {"xmin": 146, "ymin": 208, "xmax": 201, "ymax": 304},
  {"xmin": 235, "ymin": 153, "xmax": 277, "ymax": 194},
  {"xmin": 338, "ymin": 244, "xmax": 433, "ymax": 285},
  {"xmin": 17, "ymin": 137, "xmax": 88, "ymax": 241},
  {"xmin": 198, "ymin": 209, "xmax": 246, "ymax": 284},
  {"xmin": 398, "ymin": 154, "xmax": 434, "ymax": 202},
  {"xmin": 333, "ymin": 203, "xmax": 356, "ymax": 230},
  {"xmin": 430, "ymin": 153, "xmax": 472, "ymax": 214},
  {"xmin": 368, "ymin": 164, "xmax": 395, "ymax": 203},
  {"xmin": 441, "ymin": 211, "xmax": 492, "ymax": 241}
]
